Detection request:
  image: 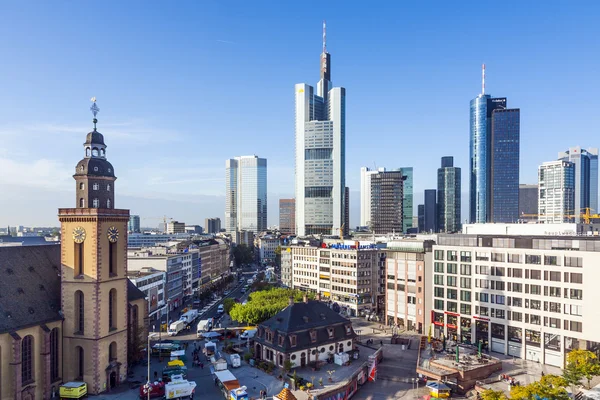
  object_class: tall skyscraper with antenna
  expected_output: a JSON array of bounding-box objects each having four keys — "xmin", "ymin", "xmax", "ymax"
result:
[
  {"xmin": 295, "ymin": 22, "xmax": 346, "ymax": 236},
  {"xmin": 469, "ymin": 65, "xmax": 520, "ymax": 223}
]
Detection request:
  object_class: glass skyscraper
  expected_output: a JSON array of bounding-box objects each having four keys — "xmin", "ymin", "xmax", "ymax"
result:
[
  {"xmin": 490, "ymin": 108, "xmax": 520, "ymax": 222},
  {"xmin": 558, "ymin": 147, "xmax": 599, "ymax": 221},
  {"xmin": 399, "ymin": 167, "xmax": 413, "ymax": 233},
  {"xmin": 437, "ymin": 156, "xmax": 461, "ymax": 232},
  {"xmin": 538, "ymin": 160, "xmax": 575, "ymax": 223},
  {"xmin": 225, "ymin": 155, "xmax": 267, "ymax": 234},
  {"xmin": 423, "ymin": 189, "xmax": 437, "ymax": 233}
]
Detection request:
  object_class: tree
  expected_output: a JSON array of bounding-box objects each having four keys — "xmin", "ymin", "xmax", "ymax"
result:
[
  {"xmin": 480, "ymin": 389, "xmax": 509, "ymax": 400},
  {"xmin": 565, "ymin": 349, "xmax": 600, "ymax": 389},
  {"xmin": 229, "ymin": 287, "xmax": 315, "ymax": 325},
  {"xmin": 274, "ymin": 246, "xmax": 282, "ymax": 268},
  {"xmin": 510, "ymin": 375, "xmax": 569, "ymax": 400},
  {"xmin": 223, "ymin": 298, "xmax": 235, "ymax": 314},
  {"xmin": 233, "ymin": 244, "xmax": 254, "ymax": 266}
]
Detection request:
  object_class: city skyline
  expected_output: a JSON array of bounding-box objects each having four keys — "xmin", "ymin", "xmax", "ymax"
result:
[{"xmin": 0, "ymin": 2, "xmax": 599, "ymax": 227}]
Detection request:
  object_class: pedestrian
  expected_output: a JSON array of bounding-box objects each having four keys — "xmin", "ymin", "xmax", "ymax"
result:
[
  {"xmin": 200, "ymin": 362, "xmax": 204, "ymax": 369},
  {"xmin": 380, "ymin": 340, "xmax": 383, "ymax": 347},
  {"xmin": 215, "ymin": 377, "xmax": 218, "ymax": 386},
  {"xmin": 154, "ymin": 371, "xmax": 158, "ymax": 381}
]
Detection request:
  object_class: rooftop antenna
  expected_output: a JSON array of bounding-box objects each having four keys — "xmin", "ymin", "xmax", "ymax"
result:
[
  {"xmin": 322, "ymin": 20, "xmax": 327, "ymax": 54},
  {"xmin": 481, "ymin": 64, "xmax": 486, "ymax": 95},
  {"xmin": 90, "ymin": 97, "xmax": 100, "ymax": 130}
]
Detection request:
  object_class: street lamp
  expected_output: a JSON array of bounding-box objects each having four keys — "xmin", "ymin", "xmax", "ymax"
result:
[{"xmin": 412, "ymin": 377, "xmax": 415, "ymax": 391}]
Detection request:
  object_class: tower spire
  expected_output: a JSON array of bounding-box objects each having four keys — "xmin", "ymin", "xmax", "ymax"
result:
[
  {"xmin": 322, "ymin": 20, "xmax": 327, "ymax": 54},
  {"xmin": 481, "ymin": 63, "xmax": 486, "ymax": 95},
  {"xmin": 90, "ymin": 97, "xmax": 100, "ymax": 130}
]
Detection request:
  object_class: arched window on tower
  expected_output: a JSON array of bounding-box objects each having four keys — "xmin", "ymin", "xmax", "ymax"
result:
[
  {"xmin": 79, "ymin": 182, "xmax": 84, "ymax": 190},
  {"xmin": 75, "ymin": 291, "xmax": 84, "ymax": 334},
  {"xmin": 107, "ymin": 184, "xmax": 111, "ymax": 191},
  {"xmin": 92, "ymin": 148, "xmax": 99, "ymax": 157},
  {"xmin": 86, "ymin": 147, "xmax": 91, "ymax": 157},
  {"xmin": 101, "ymin": 148, "xmax": 105, "ymax": 157},
  {"xmin": 22, "ymin": 335, "xmax": 34, "ymax": 384},
  {"xmin": 109, "ymin": 341, "xmax": 117, "ymax": 361},
  {"xmin": 107, "ymin": 199, "xmax": 111, "ymax": 209},
  {"xmin": 75, "ymin": 346, "xmax": 84, "ymax": 380},
  {"xmin": 92, "ymin": 198, "xmax": 99, "ymax": 208},
  {"xmin": 109, "ymin": 289, "xmax": 117, "ymax": 330},
  {"xmin": 79, "ymin": 198, "xmax": 85, "ymax": 208},
  {"xmin": 74, "ymin": 242, "xmax": 84, "ymax": 276}
]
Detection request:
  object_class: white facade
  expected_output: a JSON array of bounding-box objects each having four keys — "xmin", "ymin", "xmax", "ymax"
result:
[
  {"xmin": 538, "ymin": 160, "xmax": 575, "ymax": 224},
  {"xmin": 360, "ymin": 167, "xmax": 378, "ymax": 226},
  {"xmin": 294, "ymin": 43, "xmax": 345, "ymax": 237},
  {"xmin": 257, "ymin": 234, "xmax": 279, "ymax": 264},
  {"xmin": 431, "ymin": 233, "xmax": 600, "ymax": 368},
  {"xmin": 558, "ymin": 147, "xmax": 599, "ymax": 221},
  {"xmin": 129, "ymin": 270, "xmax": 167, "ymax": 319},
  {"xmin": 225, "ymin": 156, "xmax": 267, "ymax": 234}
]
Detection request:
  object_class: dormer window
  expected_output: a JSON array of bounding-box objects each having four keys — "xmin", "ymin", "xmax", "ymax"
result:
[
  {"xmin": 278, "ymin": 335, "xmax": 284, "ymax": 346},
  {"xmin": 310, "ymin": 330, "xmax": 317, "ymax": 343},
  {"xmin": 345, "ymin": 324, "xmax": 352, "ymax": 335},
  {"xmin": 289, "ymin": 335, "xmax": 297, "ymax": 347},
  {"xmin": 265, "ymin": 329, "xmax": 273, "ymax": 343},
  {"xmin": 327, "ymin": 327, "xmax": 334, "ymax": 339}
]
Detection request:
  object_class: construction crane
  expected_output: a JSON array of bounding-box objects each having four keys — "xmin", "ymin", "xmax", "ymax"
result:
[
  {"xmin": 339, "ymin": 224, "xmax": 345, "ymax": 238},
  {"xmin": 143, "ymin": 216, "xmax": 174, "ymax": 231},
  {"xmin": 521, "ymin": 208, "xmax": 600, "ymax": 224}
]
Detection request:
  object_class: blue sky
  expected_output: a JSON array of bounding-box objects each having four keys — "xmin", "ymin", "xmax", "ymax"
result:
[{"xmin": 0, "ymin": 1, "xmax": 598, "ymax": 227}]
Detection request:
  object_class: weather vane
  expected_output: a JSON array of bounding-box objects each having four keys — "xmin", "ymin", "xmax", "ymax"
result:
[{"xmin": 90, "ymin": 97, "xmax": 100, "ymax": 130}]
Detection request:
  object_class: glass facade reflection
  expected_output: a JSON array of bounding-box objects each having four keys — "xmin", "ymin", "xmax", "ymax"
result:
[
  {"xmin": 225, "ymin": 156, "xmax": 267, "ymax": 233},
  {"xmin": 491, "ymin": 109, "xmax": 520, "ymax": 222},
  {"xmin": 399, "ymin": 167, "xmax": 413, "ymax": 232},
  {"xmin": 437, "ymin": 156, "xmax": 461, "ymax": 232}
]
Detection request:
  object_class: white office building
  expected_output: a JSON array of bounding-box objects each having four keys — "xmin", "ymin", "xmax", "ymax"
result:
[
  {"xmin": 431, "ymin": 227, "xmax": 600, "ymax": 368},
  {"xmin": 295, "ymin": 23, "xmax": 345, "ymax": 236},
  {"xmin": 538, "ymin": 160, "xmax": 575, "ymax": 223},
  {"xmin": 225, "ymin": 155, "xmax": 267, "ymax": 234},
  {"xmin": 558, "ymin": 147, "xmax": 599, "ymax": 221}
]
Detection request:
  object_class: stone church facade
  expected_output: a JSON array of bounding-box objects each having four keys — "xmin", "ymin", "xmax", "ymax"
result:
[{"xmin": 0, "ymin": 105, "xmax": 148, "ymax": 399}]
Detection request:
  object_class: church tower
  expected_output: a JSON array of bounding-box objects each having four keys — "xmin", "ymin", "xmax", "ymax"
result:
[{"xmin": 59, "ymin": 99, "xmax": 130, "ymax": 394}]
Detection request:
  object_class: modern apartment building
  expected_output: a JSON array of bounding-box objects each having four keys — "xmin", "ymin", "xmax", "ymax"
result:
[
  {"xmin": 205, "ymin": 217, "xmax": 222, "ymax": 234},
  {"xmin": 558, "ymin": 147, "xmax": 599, "ymax": 221},
  {"xmin": 128, "ymin": 269, "xmax": 167, "ymax": 320},
  {"xmin": 469, "ymin": 65, "xmax": 520, "ymax": 223},
  {"xmin": 289, "ymin": 243, "xmax": 385, "ymax": 317},
  {"xmin": 295, "ymin": 23, "xmax": 346, "ymax": 236},
  {"xmin": 225, "ymin": 155, "xmax": 268, "ymax": 234},
  {"xmin": 384, "ymin": 239, "xmax": 434, "ymax": 334},
  {"xmin": 437, "ymin": 156, "xmax": 461, "ymax": 233},
  {"xmin": 279, "ymin": 199, "xmax": 296, "ymax": 235},
  {"xmin": 518, "ymin": 184, "xmax": 538, "ymax": 221},
  {"xmin": 431, "ymin": 227, "xmax": 600, "ymax": 368},
  {"xmin": 360, "ymin": 167, "xmax": 405, "ymax": 233},
  {"xmin": 128, "ymin": 214, "xmax": 141, "ymax": 233},
  {"xmin": 538, "ymin": 161, "xmax": 575, "ymax": 224},
  {"xmin": 166, "ymin": 221, "xmax": 186, "ymax": 234}
]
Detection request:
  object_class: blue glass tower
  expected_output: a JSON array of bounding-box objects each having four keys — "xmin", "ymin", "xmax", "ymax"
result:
[{"xmin": 490, "ymin": 109, "xmax": 520, "ymax": 222}]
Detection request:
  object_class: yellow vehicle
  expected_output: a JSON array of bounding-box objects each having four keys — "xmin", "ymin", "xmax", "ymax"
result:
[{"xmin": 60, "ymin": 382, "xmax": 87, "ymax": 399}]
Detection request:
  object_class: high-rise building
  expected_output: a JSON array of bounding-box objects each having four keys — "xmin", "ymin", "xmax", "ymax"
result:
[
  {"xmin": 128, "ymin": 214, "xmax": 141, "ymax": 233},
  {"xmin": 166, "ymin": 221, "xmax": 185, "ymax": 234},
  {"xmin": 344, "ymin": 186, "xmax": 350, "ymax": 236},
  {"xmin": 295, "ymin": 23, "xmax": 345, "ymax": 236},
  {"xmin": 538, "ymin": 161, "xmax": 575, "ymax": 223},
  {"xmin": 558, "ymin": 147, "xmax": 599, "ymax": 221},
  {"xmin": 418, "ymin": 204, "xmax": 425, "ymax": 232},
  {"xmin": 365, "ymin": 169, "xmax": 404, "ymax": 234},
  {"xmin": 225, "ymin": 155, "xmax": 267, "ymax": 234},
  {"xmin": 423, "ymin": 189, "xmax": 438, "ymax": 233},
  {"xmin": 204, "ymin": 217, "xmax": 222, "ymax": 234},
  {"xmin": 279, "ymin": 199, "xmax": 296, "ymax": 235},
  {"xmin": 518, "ymin": 184, "xmax": 538, "ymax": 221},
  {"xmin": 399, "ymin": 167, "xmax": 413, "ymax": 233},
  {"xmin": 469, "ymin": 65, "xmax": 520, "ymax": 223},
  {"xmin": 437, "ymin": 156, "xmax": 461, "ymax": 233}
]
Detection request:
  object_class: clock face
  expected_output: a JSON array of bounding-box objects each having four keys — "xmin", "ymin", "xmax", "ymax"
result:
[
  {"xmin": 73, "ymin": 227, "xmax": 86, "ymax": 243},
  {"xmin": 107, "ymin": 226, "xmax": 119, "ymax": 243}
]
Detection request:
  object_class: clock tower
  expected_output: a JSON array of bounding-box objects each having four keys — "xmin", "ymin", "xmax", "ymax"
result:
[{"xmin": 59, "ymin": 99, "xmax": 130, "ymax": 394}]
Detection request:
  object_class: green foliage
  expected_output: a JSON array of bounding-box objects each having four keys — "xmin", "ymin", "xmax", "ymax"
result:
[
  {"xmin": 243, "ymin": 352, "xmax": 252, "ymax": 362},
  {"xmin": 229, "ymin": 288, "xmax": 315, "ymax": 325},
  {"xmin": 274, "ymin": 246, "xmax": 282, "ymax": 267},
  {"xmin": 565, "ymin": 349, "xmax": 600, "ymax": 389},
  {"xmin": 233, "ymin": 244, "xmax": 254, "ymax": 266},
  {"xmin": 481, "ymin": 389, "xmax": 509, "ymax": 400},
  {"xmin": 223, "ymin": 298, "xmax": 235, "ymax": 314},
  {"xmin": 283, "ymin": 360, "xmax": 293, "ymax": 372},
  {"xmin": 510, "ymin": 375, "xmax": 569, "ymax": 400}
]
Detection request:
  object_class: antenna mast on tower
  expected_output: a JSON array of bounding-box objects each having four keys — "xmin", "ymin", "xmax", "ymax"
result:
[
  {"xmin": 323, "ymin": 20, "xmax": 327, "ymax": 54},
  {"xmin": 481, "ymin": 64, "xmax": 486, "ymax": 95}
]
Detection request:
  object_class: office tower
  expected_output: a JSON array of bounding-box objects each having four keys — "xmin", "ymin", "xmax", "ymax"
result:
[
  {"xmin": 166, "ymin": 221, "xmax": 185, "ymax": 234},
  {"xmin": 205, "ymin": 217, "xmax": 222, "ymax": 234},
  {"xmin": 279, "ymin": 199, "xmax": 296, "ymax": 235},
  {"xmin": 128, "ymin": 214, "xmax": 141, "ymax": 233},
  {"xmin": 225, "ymin": 155, "xmax": 267, "ymax": 234},
  {"xmin": 437, "ymin": 157, "xmax": 461, "ymax": 232},
  {"xmin": 417, "ymin": 205, "xmax": 425, "ymax": 232},
  {"xmin": 469, "ymin": 64, "xmax": 520, "ymax": 223},
  {"xmin": 558, "ymin": 147, "xmax": 599, "ymax": 221},
  {"xmin": 344, "ymin": 186, "xmax": 350, "ymax": 236},
  {"xmin": 399, "ymin": 167, "xmax": 413, "ymax": 232},
  {"xmin": 360, "ymin": 167, "xmax": 376, "ymax": 226},
  {"xmin": 423, "ymin": 189, "xmax": 437, "ymax": 232},
  {"xmin": 538, "ymin": 161, "xmax": 575, "ymax": 223},
  {"xmin": 369, "ymin": 169, "xmax": 404, "ymax": 234},
  {"xmin": 518, "ymin": 184, "xmax": 538, "ymax": 221},
  {"xmin": 295, "ymin": 22, "xmax": 345, "ymax": 236}
]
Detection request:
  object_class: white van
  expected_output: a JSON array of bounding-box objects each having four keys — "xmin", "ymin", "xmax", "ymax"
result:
[
  {"xmin": 240, "ymin": 328, "xmax": 257, "ymax": 340},
  {"xmin": 217, "ymin": 304, "xmax": 224, "ymax": 314}
]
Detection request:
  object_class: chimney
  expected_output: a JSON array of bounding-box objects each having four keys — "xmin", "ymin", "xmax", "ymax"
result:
[
  {"xmin": 316, "ymin": 293, "xmax": 321, "ymax": 301},
  {"xmin": 303, "ymin": 294, "xmax": 308, "ymax": 303},
  {"xmin": 289, "ymin": 296, "xmax": 294, "ymax": 306}
]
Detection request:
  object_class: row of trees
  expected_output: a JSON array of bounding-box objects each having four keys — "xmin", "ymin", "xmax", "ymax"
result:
[
  {"xmin": 233, "ymin": 244, "xmax": 255, "ymax": 266},
  {"xmin": 481, "ymin": 349, "xmax": 600, "ymax": 400},
  {"xmin": 229, "ymin": 287, "xmax": 315, "ymax": 325}
]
